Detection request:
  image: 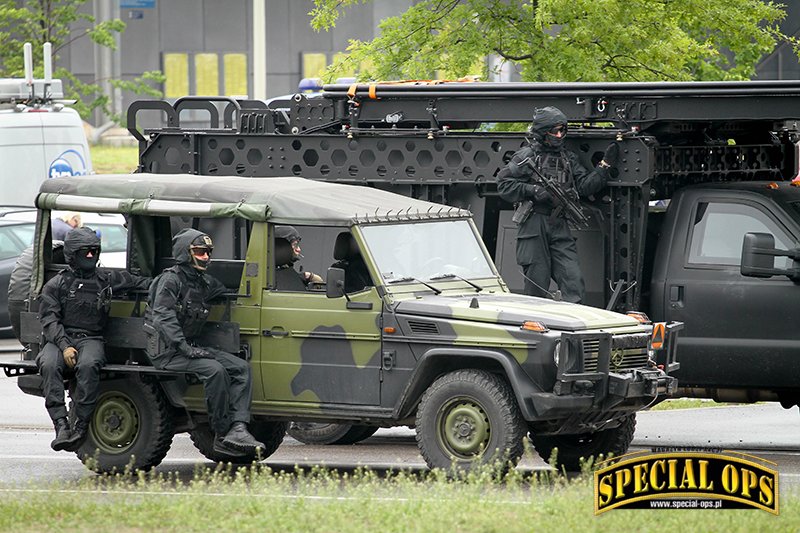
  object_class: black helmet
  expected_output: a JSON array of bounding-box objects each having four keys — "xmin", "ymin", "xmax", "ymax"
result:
[
  {"xmin": 275, "ymin": 225, "xmax": 301, "ymax": 243},
  {"xmin": 189, "ymin": 233, "xmax": 214, "ymax": 271}
]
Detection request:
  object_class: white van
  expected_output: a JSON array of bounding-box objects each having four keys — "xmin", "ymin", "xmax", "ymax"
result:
[{"xmin": 0, "ymin": 43, "xmax": 92, "ymax": 207}]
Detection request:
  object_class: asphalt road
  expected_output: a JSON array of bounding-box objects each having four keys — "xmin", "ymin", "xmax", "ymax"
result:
[{"xmin": 2, "ymin": 340, "xmax": 800, "ymax": 492}]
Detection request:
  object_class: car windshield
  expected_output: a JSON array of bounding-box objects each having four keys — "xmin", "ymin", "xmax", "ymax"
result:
[
  {"xmin": 0, "ymin": 223, "xmax": 34, "ymax": 261},
  {"xmin": 361, "ymin": 219, "xmax": 495, "ymax": 282},
  {"xmin": 93, "ymin": 223, "xmax": 128, "ymax": 253}
]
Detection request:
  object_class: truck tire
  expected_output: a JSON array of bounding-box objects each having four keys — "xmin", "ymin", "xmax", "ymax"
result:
[
  {"xmin": 529, "ymin": 414, "xmax": 636, "ymax": 472},
  {"xmin": 288, "ymin": 423, "xmax": 379, "ymax": 445},
  {"xmin": 415, "ymin": 369, "xmax": 525, "ymax": 473},
  {"xmin": 75, "ymin": 377, "xmax": 173, "ymax": 474},
  {"xmin": 189, "ymin": 418, "xmax": 288, "ymax": 464}
]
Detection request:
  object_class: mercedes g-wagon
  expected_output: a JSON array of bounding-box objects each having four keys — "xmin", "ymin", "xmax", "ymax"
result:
[{"xmin": 1, "ymin": 173, "xmax": 680, "ymax": 473}]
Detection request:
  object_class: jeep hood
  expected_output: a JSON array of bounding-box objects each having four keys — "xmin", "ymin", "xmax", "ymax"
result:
[{"xmin": 393, "ymin": 293, "xmax": 639, "ymax": 331}]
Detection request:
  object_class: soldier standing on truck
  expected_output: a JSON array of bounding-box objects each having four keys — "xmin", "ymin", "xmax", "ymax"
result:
[
  {"xmin": 144, "ymin": 228, "xmax": 265, "ymax": 457},
  {"xmin": 37, "ymin": 228, "xmax": 152, "ymax": 452},
  {"xmin": 497, "ymin": 106, "xmax": 619, "ymax": 303}
]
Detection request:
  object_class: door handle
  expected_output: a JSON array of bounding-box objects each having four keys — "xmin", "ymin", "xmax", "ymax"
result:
[
  {"xmin": 262, "ymin": 329, "xmax": 288, "ymax": 337},
  {"xmin": 668, "ymin": 285, "xmax": 684, "ymax": 309}
]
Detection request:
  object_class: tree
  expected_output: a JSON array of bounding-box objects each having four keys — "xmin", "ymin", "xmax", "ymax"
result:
[
  {"xmin": 310, "ymin": 0, "xmax": 795, "ymax": 82},
  {"xmin": 0, "ymin": 0, "xmax": 162, "ymax": 122}
]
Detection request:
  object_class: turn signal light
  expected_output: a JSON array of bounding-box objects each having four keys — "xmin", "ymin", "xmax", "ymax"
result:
[
  {"xmin": 383, "ymin": 327, "xmax": 396, "ymax": 334},
  {"xmin": 767, "ymin": 182, "xmax": 779, "ymax": 190},
  {"xmin": 651, "ymin": 322, "xmax": 666, "ymax": 350},
  {"xmin": 626, "ymin": 311, "xmax": 651, "ymax": 324},
  {"xmin": 521, "ymin": 321, "xmax": 549, "ymax": 332}
]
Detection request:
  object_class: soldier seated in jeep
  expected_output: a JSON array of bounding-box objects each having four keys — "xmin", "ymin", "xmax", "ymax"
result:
[
  {"xmin": 144, "ymin": 228, "xmax": 265, "ymax": 457},
  {"xmin": 274, "ymin": 225, "xmax": 323, "ymax": 290}
]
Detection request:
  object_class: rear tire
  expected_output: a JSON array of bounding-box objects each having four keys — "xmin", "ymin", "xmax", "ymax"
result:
[
  {"xmin": 190, "ymin": 418, "xmax": 287, "ymax": 464},
  {"xmin": 288, "ymin": 422, "xmax": 379, "ymax": 445},
  {"xmin": 75, "ymin": 377, "xmax": 174, "ymax": 474},
  {"xmin": 415, "ymin": 369, "xmax": 525, "ymax": 473},
  {"xmin": 529, "ymin": 414, "xmax": 636, "ymax": 471}
]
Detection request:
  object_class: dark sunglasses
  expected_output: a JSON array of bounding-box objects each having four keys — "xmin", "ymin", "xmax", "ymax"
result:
[
  {"xmin": 549, "ymin": 125, "xmax": 566, "ymax": 135},
  {"xmin": 191, "ymin": 247, "xmax": 212, "ymax": 256},
  {"xmin": 81, "ymin": 247, "xmax": 100, "ymax": 256}
]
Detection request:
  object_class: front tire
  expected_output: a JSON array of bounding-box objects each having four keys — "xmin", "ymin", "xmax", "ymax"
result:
[
  {"xmin": 415, "ymin": 369, "xmax": 525, "ymax": 473},
  {"xmin": 75, "ymin": 377, "xmax": 174, "ymax": 474},
  {"xmin": 529, "ymin": 414, "xmax": 636, "ymax": 471},
  {"xmin": 190, "ymin": 418, "xmax": 287, "ymax": 464}
]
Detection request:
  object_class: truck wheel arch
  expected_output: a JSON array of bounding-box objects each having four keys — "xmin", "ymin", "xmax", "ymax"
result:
[{"xmin": 393, "ymin": 348, "xmax": 544, "ymax": 421}]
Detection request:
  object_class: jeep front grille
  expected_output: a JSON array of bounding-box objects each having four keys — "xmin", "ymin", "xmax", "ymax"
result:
[{"xmin": 582, "ymin": 333, "xmax": 651, "ymax": 372}]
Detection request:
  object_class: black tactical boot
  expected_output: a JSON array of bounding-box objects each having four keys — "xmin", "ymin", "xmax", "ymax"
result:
[
  {"xmin": 63, "ymin": 419, "xmax": 89, "ymax": 452},
  {"xmin": 50, "ymin": 418, "xmax": 73, "ymax": 452},
  {"xmin": 219, "ymin": 422, "xmax": 266, "ymax": 454}
]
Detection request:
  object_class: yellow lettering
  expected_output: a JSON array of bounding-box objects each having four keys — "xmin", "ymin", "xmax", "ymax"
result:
[
  {"xmin": 667, "ymin": 459, "xmax": 678, "ymax": 489},
  {"xmin": 699, "ymin": 460, "xmax": 713, "ymax": 490},
  {"xmin": 740, "ymin": 468, "xmax": 757, "ymax": 499},
  {"xmin": 721, "ymin": 464, "xmax": 739, "ymax": 494},
  {"xmin": 634, "ymin": 463, "xmax": 649, "ymax": 494},
  {"xmin": 650, "ymin": 459, "xmax": 665, "ymax": 490},
  {"xmin": 598, "ymin": 474, "xmax": 614, "ymax": 507},
  {"xmin": 615, "ymin": 468, "xmax": 632, "ymax": 499},
  {"xmin": 759, "ymin": 476, "xmax": 774, "ymax": 507},
  {"xmin": 680, "ymin": 459, "xmax": 698, "ymax": 489}
]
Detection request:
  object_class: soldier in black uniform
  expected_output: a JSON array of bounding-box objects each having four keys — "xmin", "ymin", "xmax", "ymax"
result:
[
  {"xmin": 274, "ymin": 225, "xmax": 323, "ymax": 290},
  {"xmin": 144, "ymin": 228, "xmax": 264, "ymax": 457},
  {"xmin": 37, "ymin": 228, "xmax": 151, "ymax": 451},
  {"xmin": 497, "ymin": 106, "xmax": 619, "ymax": 303}
]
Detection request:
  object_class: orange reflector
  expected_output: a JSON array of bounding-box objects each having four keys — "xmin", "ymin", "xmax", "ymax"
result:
[
  {"xmin": 383, "ymin": 327, "xmax": 396, "ymax": 334},
  {"xmin": 521, "ymin": 321, "xmax": 548, "ymax": 332},
  {"xmin": 791, "ymin": 178, "xmax": 800, "ymax": 187},
  {"xmin": 767, "ymin": 182, "xmax": 779, "ymax": 190},
  {"xmin": 626, "ymin": 311, "xmax": 651, "ymax": 324},
  {"xmin": 651, "ymin": 322, "xmax": 666, "ymax": 350}
]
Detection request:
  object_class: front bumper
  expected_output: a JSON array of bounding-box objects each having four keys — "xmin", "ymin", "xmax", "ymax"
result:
[{"xmin": 525, "ymin": 321, "xmax": 682, "ymax": 421}]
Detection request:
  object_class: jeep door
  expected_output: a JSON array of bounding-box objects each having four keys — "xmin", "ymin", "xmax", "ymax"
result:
[{"xmin": 259, "ymin": 227, "xmax": 383, "ymax": 407}]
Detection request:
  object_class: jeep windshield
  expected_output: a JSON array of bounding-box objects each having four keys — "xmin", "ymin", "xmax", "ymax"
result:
[{"xmin": 360, "ymin": 219, "xmax": 496, "ymax": 283}]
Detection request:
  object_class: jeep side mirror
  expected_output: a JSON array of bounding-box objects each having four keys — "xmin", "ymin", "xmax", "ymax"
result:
[
  {"xmin": 741, "ymin": 232, "xmax": 800, "ymax": 280},
  {"xmin": 326, "ymin": 267, "xmax": 345, "ymax": 298}
]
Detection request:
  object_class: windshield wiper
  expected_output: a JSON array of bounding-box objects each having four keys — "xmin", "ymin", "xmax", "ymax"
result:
[
  {"xmin": 387, "ymin": 276, "xmax": 442, "ymax": 295},
  {"xmin": 429, "ymin": 273, "xmax": 483, "ymax": 292}
]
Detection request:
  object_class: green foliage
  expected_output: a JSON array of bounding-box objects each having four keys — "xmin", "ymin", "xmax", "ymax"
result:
[
  {"xmin": 0, "ymin": 0, "xmax": 163, "ymax": 122},
  {"xmin": 311, "ymin": 0, "xmax": 794, "ymax": 83},
  {"xmin": 0, "ymin": 464, "xmax": 797, "ymax": 531}
]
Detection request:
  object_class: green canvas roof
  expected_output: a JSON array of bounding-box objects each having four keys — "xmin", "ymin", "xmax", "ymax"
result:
[{"xmin": 36, "ymin": 173, "xmax": 471, "ymax": 226}]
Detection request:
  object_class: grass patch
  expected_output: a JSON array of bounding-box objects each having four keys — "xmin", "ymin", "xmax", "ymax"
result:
[
  {"xmin": 0, "ymin": 464, "xmax": 794, "ymax": 532},
  {"xmin": 650, "ymin": 399, "xmax": 744, "ymax": 411},
  {"xmin": 90, "ymin": 144, "xmax": 139, "ymax": 174}
]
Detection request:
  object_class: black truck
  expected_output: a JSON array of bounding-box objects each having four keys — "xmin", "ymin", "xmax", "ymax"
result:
[{"xmin": 129, "ymin": 80, "xmax": 800, "ymax": 408}]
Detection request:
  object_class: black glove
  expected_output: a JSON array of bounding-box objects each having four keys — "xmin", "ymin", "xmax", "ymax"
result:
[
  {"xmin": 602, "ymin": 142, "xmax": 619, "ymax": 167},
  {"xmin": 189, "ymin": 347, "xmax": 213, "ymax": 359},
  {"xmin": 532, "ymin": 185, "xmax": 553, "ymax": 205}
]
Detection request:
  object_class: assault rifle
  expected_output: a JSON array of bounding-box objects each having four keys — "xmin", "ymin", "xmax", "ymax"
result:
[{"xmin": 513, "ymin": 157, "xmax": 590, "ymax": 228}]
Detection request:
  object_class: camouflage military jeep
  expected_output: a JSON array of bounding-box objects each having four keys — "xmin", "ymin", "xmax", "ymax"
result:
[{"xmin": 3, "ymin": 173, "xmax": 680, "ymax": 473}]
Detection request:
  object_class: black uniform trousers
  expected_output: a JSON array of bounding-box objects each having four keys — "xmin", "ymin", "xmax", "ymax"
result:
[
  {"xmin": 517, "ymin": 213, "xmax": 584, "ymax": 303},
  {"xmin": 36, "ymin": 337, "xmax": 105, "ymax": 423},
  {"xmin": 151, "ymin": 347, "xmax": 252, "ymax": 436}
]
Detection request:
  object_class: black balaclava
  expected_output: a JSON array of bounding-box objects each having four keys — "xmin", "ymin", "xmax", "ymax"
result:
[
  {"xmin": 63, "ymin": 227, "xmax": 101, "ymax": 275},
  {"xmin": 530, "ymin": 106, "xmax": 568, "ymax": 151}
]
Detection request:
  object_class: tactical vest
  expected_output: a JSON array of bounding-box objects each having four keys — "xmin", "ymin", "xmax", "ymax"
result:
[
  {"xmin": 532, "ymin": 150, "xmax": 575, "ymax": 189},
  {"xmin": 166, "ymin": 266, "xmax": 211, "ymax": 339},
  {"xmin": 61, "ymin": 270, "xmax": 112, "ymax": 333}
]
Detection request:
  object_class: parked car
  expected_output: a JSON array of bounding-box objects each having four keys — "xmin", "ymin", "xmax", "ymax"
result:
[
  {"xmin": 0, "ymin": 218, "xmax": 36, "ymax": 336},
  {"xmin": 0, "ymin": 209, "xmax": 128, "ymax": 268}
]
